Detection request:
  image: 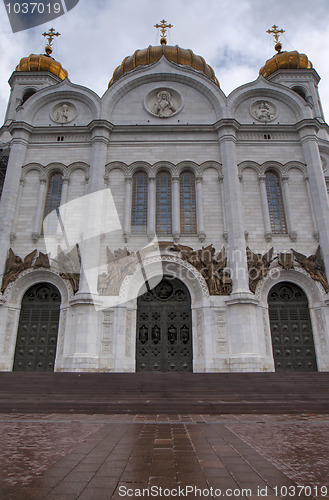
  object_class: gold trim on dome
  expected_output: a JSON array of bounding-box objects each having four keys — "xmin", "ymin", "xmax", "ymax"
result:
[
  {"xmin": 108, "ymin": 44, "xmax": 219, "ymax": 87},
  {"xmin": 15, "ymin": 54, "xmax": 69, "ymax": 80},
  {"xmin": 259, "ymin": 50, "xmax": 312, "ymax": 79}
]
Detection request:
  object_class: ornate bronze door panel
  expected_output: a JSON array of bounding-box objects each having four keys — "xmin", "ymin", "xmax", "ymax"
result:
[
  {"xmin": 268, "ymin": 282, "xmax": 317, "ymax": 372},
  {"xmin": 136, "ymin": 278, "xmax": 193, "ymax": 372},
  {"xmin": 13, "ymin": 283, "xmax": 61, "ymax": 372}
]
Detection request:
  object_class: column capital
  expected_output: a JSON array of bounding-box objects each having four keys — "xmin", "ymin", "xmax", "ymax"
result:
[
  {"xmin": 88, "ymin": 120, "xmax": 114, "ymax": 136},
  {"xmin": 39, "ymin": 177, "xmax": 47, "ymax": 185},
  {"xmin": 124, "ymin": 175, "xmax": 132, "ymax": 183},
  {"xmin": 196, "ymin": 175, "xmax": 203, "ymax": 183},
  {"xmin": 62, "ymin": 176, "xmax": 70, "ymax": 184},
  {"xmin": 282, "ymin": 175, "xmax": 290, "ymax": 183},
  {"xmin": 258, "ymin": 175, "xmax": 267, "ymax": 183},
  {"xmin": 172, "ymin": 176, "xmax": 180, "ymax": 183}
]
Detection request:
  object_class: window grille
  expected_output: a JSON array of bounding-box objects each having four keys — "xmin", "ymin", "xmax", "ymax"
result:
[
  {"xmin": 180, "ymin": 172, "xmax": 197, "ymax": 234},
  {"xmin": 265, "ymin": 171, "xmax": 287, "ymax": 233},
  {"xmin": 156, "ymin": 172, "xmax": 172, "ymax": 235},
  {"xmin": 131, "ymin": 172, "xmax": 148, "ymax": 233},
  {"xmin": 43, "ymin": 173, "xmax": 63, "ymax": 234}
]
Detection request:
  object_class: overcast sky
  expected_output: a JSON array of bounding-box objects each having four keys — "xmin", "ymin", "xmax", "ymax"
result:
[{"xmin": 1, "ymin": 0, "xmax": 329, "ymax": 126}]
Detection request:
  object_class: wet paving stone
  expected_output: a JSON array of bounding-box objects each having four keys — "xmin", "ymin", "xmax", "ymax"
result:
[{"xmin": 0, "ymin": 414, "xmax": 328, "ymax": 499}]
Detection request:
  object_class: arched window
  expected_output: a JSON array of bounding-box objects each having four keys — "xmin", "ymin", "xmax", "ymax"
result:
[
  {"xmin": 265, "ymin": 170, "xmax": 287, "ymax": 233},
  {"xmin": 180, "ymin": 171, "xmax": 197, "ymax": 234},
  {"xmin": 156, "ymin": 172, "xmax": 172, "ymax": 235},
  {"xmin": 22, "ymin": 89, "xmax": 36, "ymax": 104},
  {"xmin": 43, "ymin": 172, "xmax": 63, "ymax": 234},
  {"xmin": 131, "ymin": 172, "xmax": 148, "ymax": 233}
]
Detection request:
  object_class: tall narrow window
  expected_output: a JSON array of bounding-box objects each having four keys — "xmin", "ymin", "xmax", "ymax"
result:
[
  {"xmin": 265, "ymin": 170, "xmax": 287, "ymax": 233},
  {"xmin": 43, "ymin": 172, "xmax": 63, "ymax": 234},
  {"xmin": 156, "ymin": 172, "xmax": 172, "ymax": 235},
  {"xmin": 131, "ymin": 172, "xmax": 148, "ymax": 233},
  {"xmin": 0, "ymin": 152, "xmax": 8, "ymax": 201},
  {"xmin": 180, "ymin": 172, "xmax": 196, "ymax": 234}
]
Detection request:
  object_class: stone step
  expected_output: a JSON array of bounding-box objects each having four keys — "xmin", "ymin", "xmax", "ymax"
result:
[{"xmin": 0, "ymin": 372, "xmax": 329, "ymax": 414}]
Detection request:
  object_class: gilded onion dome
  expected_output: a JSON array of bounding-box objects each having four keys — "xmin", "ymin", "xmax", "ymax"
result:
[
  {"xmin": 260, "ymin": 24, "xmax": 313, "ymax": 78},
  {"xmin": 259, "ymin": 50, "xmax": 313, "ymax": 79},
  {"xmin": 15, "ymin": 53, "xmax": 69, "ymax": 80},
  {"xmin": 108, "ymin": 44, "xmax": 219, "ymax": 87},
  {"xmin": 15, "ymin": 28, "xmax": 68, "ymax": 81}
]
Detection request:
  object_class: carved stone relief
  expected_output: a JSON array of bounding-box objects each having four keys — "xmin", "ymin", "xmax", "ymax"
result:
[
  {"xmin": 57, "ymin": 244, "xmax": 81, "ymax": 295},
  {"xmin": 176, "ymin": 244, "xmax": 232, "ymax": 295},
  {"xmin": 291, "ymin": 247, "xmax": 329, "ymax": 293},
  {"xmin": 51, "ymin": 102, "xmax": 77, "ymax": 124},
  {"xmin": 247, "ymin": 247, "xmax": 274, "ymax": 293},
  {"xmin": 3, "ymin": 308, "xmax": 16, "ymax": 356},
  {"xmin": 250, "ymin": 100, "xmax": 277, "ymax": 122},
  {"xmin": 57, "ymin": 308, "xmax": 67, "ymax": 356},
  {"xmin": 145, "ymin": 88, "xmax": 182, "ymax": 118},
  {"xmin": 215, "ymin": 310, "xmax": 228, "ymax": 354},
  {"xmin": 125, "ymin": 309, "xmax": 133, "ymax": 357},
  {"xmin": 102, "ymin": 310, "xmax": 114, "ymax": 354},
  {"xmin": 195, "ymin": 309, "xmax": 204, "ymax": 357}
]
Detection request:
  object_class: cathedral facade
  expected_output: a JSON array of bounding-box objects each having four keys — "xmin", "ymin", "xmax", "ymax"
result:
[{"xmin": 1, "ymin": 26, "xmax": 329, "ymax": 373}]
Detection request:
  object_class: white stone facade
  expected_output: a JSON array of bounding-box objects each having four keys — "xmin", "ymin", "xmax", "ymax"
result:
[{"xmin": 1, "ymin": 51, "xmax": 329, "ymax": 373}]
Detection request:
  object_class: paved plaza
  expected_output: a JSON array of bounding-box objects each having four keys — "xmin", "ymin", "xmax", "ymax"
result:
[{"xmin": 1, "ymin": 413, "xmax": 329, "ymax": 500}]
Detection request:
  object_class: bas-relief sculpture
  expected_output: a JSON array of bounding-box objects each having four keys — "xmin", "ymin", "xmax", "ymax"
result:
[
  {"xmin": 291, "ymin": 247, "xmax": 329, "ymax": 293},
  {"xmin": 177, "ymin": 244, "xmax": 232, "ymax": 295},
  {"xmin": 98, "ymin": 247, "xmax": 139, "ymax": 296},
  {"xmin": 250, "ymin": 246, "xmax": 329, "ymax": 293},
  {"xmin": 1, "ymin": 246, "xmax": 81, "ymax": 294},
  {"xmin": 1, "ymin": 248, "xmax": 37, "ymax": 292},
  {"xmin": 247, "ymin": 247, "xmax": 274, "ymax": 293},
  {"xmin": 57, "ymin": 244, "xmax": 81, "ymax": 294},
  {"xmin": 97, "ymin": 243, "xmax": 232, "ymax": 296},
  {"xmin": 153, "ymin": 90, "xmax": 176, "ymax": 117},
  {"xmin": 250, "ymin": 100, "xmax": 277, "ymax": 122},
  {"xmin": 51, "ymin": 102, "xmax": 77, "ymax": 124}
]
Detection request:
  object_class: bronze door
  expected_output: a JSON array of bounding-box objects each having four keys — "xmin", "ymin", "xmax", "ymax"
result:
[
  {"xmin": 13, "ymin": 283, "xmax": 61, "ymax": 372},
  {"xmin": 268, "ymin": 282, "xmax": 317, "ymax": 372},
  {"xmin": 136, "ymin": 278, "xmax": 193, "ymax": 372}
]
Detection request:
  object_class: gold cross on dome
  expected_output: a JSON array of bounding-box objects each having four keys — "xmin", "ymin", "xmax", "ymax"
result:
[
  {"xmin": 42, "ymin": 28, "xmax": 61, "ymax": 55},
  {"xmin": 266, "ymin": 24, "xmax": 285, "ymax": 52},
  {"xmin": 154, "ymin": 19, "xmax": 173, "ymax": 45}
]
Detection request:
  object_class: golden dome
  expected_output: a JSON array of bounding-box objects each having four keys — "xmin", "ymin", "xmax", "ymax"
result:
[
  {"xmin": 259, "ymin": 50, "xmax": 312, "ymax": 79},
  {"xmin": 15, "ymin": 53, "xmax": 69, "ymax": 80},
  {"xmin": 108, "ymin": 44, "xmax": 219, "ymax": 87}
]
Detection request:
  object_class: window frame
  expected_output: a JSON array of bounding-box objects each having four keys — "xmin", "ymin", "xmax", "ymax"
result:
[
  {"xmin": 131, "ymin": 171, "xmax": 148, "ymax": 234},
  {"xmin": 156, "ymin": 171, "xmax": 172, "ymax": 235},
  {"xmin": 180, "ymin": 170, "xmax": 197, "ymax": 235},
  {"xmin": 265, "ymin": 170, "xmax": 287, "ymax": 234}
]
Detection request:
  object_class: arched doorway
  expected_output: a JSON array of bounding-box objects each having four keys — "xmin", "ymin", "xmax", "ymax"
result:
[
  {"xmin": 268, "ymin": 282, "xmax": 317, "ymax": 372},
  {"xmin": 136, "ymin": 277, "xmax": 193, "ymax": 372},
  {"xmin": 13, "ymin": 283, "xmax": 61, "ymax": 372}
]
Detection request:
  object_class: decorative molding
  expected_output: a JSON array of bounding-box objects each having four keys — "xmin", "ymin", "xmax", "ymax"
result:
[
  {"xmin": 102, "ymin": 309, "xmax": 114, "ymax": 354},
  {"xmin": 125, "ymin": 309, "xmax": 133, "ymax": 357},
  {"xmin": 194, "ymin": 308, "xmax": 204, "ymax": 357},
  {"xmin": 215, "ymin": 309, "xmax": 228, "ymax": 354},
  {"xmin": 3, "ymin": 308, "xmax": 16, "ymax": 356},
  {"xmin": 57, "ymin": 308, "xmax": 67, "ymax": 356},
  {"xmin": 120, "ymin": 255, "xmax": 210, "ymax": 300},
  {"xmin": 313, "ymin": 308, "xmax": 329, "ymax": 354}
]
